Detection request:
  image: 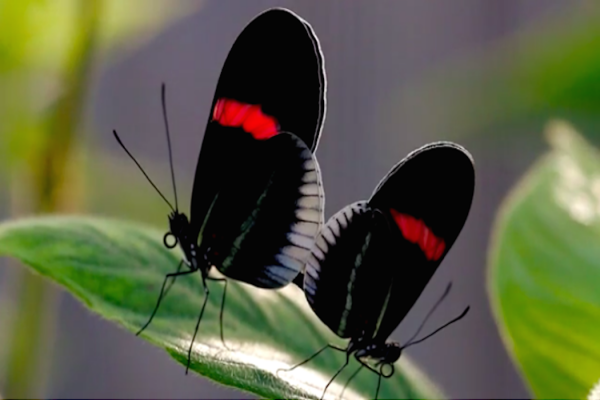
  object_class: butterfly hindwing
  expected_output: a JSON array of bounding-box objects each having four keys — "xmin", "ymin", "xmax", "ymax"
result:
[
  {"xmin": 199, "ymin": 131, "xmax": 324, "ymax": 289},
  {"xmin": 304, "ymin": 202, "xmax": 397, "ymax": 339}
]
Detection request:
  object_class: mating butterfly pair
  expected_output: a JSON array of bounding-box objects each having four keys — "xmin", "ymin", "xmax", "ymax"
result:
[{"xmin": 114, "ymin": 8, "xmax": 474, "ymax": 400}]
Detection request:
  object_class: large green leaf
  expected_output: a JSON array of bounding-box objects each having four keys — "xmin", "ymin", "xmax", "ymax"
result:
[
  {"xmin": 488, "ymin": 121, "xmax": 600, "ymax": 398},
  {"xmin": 0, "ymin": 216, "xmax": 442, "ymax": 399}
]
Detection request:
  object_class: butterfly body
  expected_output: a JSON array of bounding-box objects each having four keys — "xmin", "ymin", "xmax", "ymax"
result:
[
  {"xmin": 284, "ymin": 142, "xmax": 475, "ymax": 399},
  {"xmin": 115, "ymin": 7, "xmax": 327, "ymax": 374}
]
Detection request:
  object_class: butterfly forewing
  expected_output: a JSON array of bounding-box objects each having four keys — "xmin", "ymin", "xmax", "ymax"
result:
[
  {"xmin": 199, "ymin": 131, "xmax": 324, "ymax": 288},
  {"xmin": 367, "ymin": 142, "xmax": 475, "ymax": 342},
  {"xmin": 211, "ymin": 8, "xmax": 325, "ymax": 150},
  {"xmin": 190, "ymin": 8, "xmax": 326, "ymax": 239},
  {"xmin": 304, "ymin": 202, "xmax": 397, "ymax": 339}
]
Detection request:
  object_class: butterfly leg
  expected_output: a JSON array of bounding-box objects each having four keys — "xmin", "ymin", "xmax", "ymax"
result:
[
  {"xmin": 355, "ymin": 358, "xmax": 391, "ymax": 400},
  {"xmin": 186, "ymin": 271, "xmax": 211, "ymax": 374},
  {"xmin": 276, "ymin": 344, "xmax": 346, "ymax": 375},
  {"xmin": 162, "ymin": 259, "xmax": 185, "ymax": 298},
  {"xmin": 375, "ymin": 370, "xmax": 382, "ymax": 400},
  {"xmin": 339, "ymin": 364, "xmax": 363, "ymax": 399},
  {"xmin": 136, "ymin": 261, "xmax": 193, "ymax": 336},
  {"xmin": 206, "ymin": 276, "xmax": 230, "ymax": 350},
  {"xmin": 320, "ymin": 351, "xmax": 350, "ymax": 400}
]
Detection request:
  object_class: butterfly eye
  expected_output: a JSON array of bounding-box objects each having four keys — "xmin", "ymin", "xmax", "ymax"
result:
[{"xmin": 163, "ymin": 232, "xmax": 178, "ymax": 249}]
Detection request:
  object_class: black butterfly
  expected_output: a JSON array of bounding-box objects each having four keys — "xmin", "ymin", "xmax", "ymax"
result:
[
  {"xmin": 113, "ymin": 7, "xmax": 326, "ymax": 373},
  {"xmin": 280, "ymin": 142, "xmax": 475, "ymax": 399}
]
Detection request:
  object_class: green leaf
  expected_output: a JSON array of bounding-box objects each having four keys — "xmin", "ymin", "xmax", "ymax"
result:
[
  {"xmin": 0, "ymin": 0, "xmax": 202, "ymax": 174},
  {"xmin": 0, "ymin": 216, "xmax": 442, "ymax": 399},
  {"xmin": 488, "ymin": 121, "xmax": 600, "ymax": 398}
]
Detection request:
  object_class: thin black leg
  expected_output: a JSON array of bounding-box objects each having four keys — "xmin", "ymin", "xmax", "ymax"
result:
[
  {"xmin": 320, "ymin": 352, "xmax": 350, "ymax": 400},
  {"xmin": 356, "ymin": 358, "xmax": 388, "ymax": 400},
  {"xmin": 136, "ymin": 266, "xmax": 194, "ymax": 336},
  {"xmin": 207, "ymin": 276, "xmax": 229, "ymax": 350},
  {"xmin": 356, "ymin": 358, "xmax": 381, "ymax": 375},
  {"xmin": 340, "ymin": 365, "xmax": 363, "ymax": 399},
  {"xmin": 162, "ymin": 259, "xmax": 184, "ymax": 298},
  {"xmin": 375, "ymin": 365, "xmax": 384, "ymax": 400},
  {"xmin": 276, "ymin": 344, "xmax": 347, "ymax": 374},
  {"xmin": 185, "ymin": 272, "xmax": 210, "ymax": 375}
]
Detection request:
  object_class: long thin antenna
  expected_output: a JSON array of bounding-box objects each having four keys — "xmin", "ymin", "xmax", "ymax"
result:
[
  {"xmin": 402, "ymin": 306, "xmax": 470, "ymax": 350},
  {"xmin": 113, "ymin": 129, "xmax": 175, "ymax": 211},
  {"xmin": 161, "ymin": 83, "xmax": 178, "ymax": 211},
  {"xmin": 403, "ymin": 282, "xmax": 453, "ymax": 346}
]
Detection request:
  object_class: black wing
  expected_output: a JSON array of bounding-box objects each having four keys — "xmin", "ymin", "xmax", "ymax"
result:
[
  {"xmin": 197, "ymin": 131, "xmax": 324, "ymax": 289},
  {"xmin": 303, "ymin": 202, "xmax": 396, "ymax": 339},
  {"xmin": 368, "ymin": 141, "xmax": 475, "ymax": 342},
  {"xmin": 190, "ymin": 8, "xmax": 326, "ymax": 239}
]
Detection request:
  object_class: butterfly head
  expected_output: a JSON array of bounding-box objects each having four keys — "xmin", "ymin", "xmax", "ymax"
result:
[
  {"xmin": 355, "ymin": 341, "xmax": 400, "ymax": 378},
  {"xmin": 164, "ymin": 211, "xmax": 191, "ymax": 249}
]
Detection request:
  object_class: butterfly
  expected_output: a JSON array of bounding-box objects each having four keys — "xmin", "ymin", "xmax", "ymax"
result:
[
  {"xmin": 280, "ymin": 142, "xmax": 475, "ymax": 400},
  {"xmin": 113, "ymin": 7, "xmax": 326, "ymax": 373}
]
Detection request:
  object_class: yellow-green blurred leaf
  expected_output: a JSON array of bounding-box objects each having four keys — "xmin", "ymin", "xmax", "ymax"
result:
[
  {"xmin": 0, "ymin": 0, "xmax": 203, "ymax": 73},
  {"xmin": 488, "ymin": 121, "xmax": 600, "ymax": 398}
]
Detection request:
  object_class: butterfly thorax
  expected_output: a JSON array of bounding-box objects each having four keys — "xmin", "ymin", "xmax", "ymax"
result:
[
  {"xmin": 166, "ymin": 211, "xmax": 209, "ymax": 274},
  {"xmin": 356, "ymin": 341, "xmax": 401, "ymax": 363},
  {"xmin": 352, "ymin": 338, "xmax": 401, "ymax": 377}
]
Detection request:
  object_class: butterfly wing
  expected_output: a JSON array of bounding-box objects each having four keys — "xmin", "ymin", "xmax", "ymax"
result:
[
  {"xmin": 303, "ymin": 202, "xmax": 396, "ymax": 339},
  {"xmin": 303, "ymin": 142, "xmax": 474, "ymax": 341},
  {"xmin": 368, "ymin": 141, "xmax": 475, "ymax": 342},
  {"xmin": 190, "ymin": 8, "xmax": 326, "ymax": 239},
  {"xmin": 212, "ymin": 8, "xmax": 326, "ymax": 150},
  {"xmin": 197, "ymin": 131, "xmax": 324, "ymax": 288}
]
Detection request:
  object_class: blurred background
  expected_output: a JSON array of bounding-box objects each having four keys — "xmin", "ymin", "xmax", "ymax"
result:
[{"xmin": 1, "ymin": 0, "xmax": 599, "ymax": 398}]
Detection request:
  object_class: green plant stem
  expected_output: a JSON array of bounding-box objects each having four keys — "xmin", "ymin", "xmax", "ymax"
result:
[{"xmin": 2, "ymin": 1, "xmax": 101, "ymax": 397}]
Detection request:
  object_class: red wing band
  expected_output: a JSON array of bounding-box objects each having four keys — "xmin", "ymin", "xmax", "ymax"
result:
[
  {"xmin": 213, "ymin": 98, "xmax": 279, "ymax": 140},
  {"xmin": 389, "ymin": 209, "xmax": 445, "ymax": 261}
]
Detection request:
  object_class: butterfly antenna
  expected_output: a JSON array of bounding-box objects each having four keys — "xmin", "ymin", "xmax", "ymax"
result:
[
  {"xmin": 161, "ymin": 83, "xmax": 179, "ymax": 211},
  {"xmin": 402, "ymin": 281, "xmax": 453, "ymax": 346},
  {"xmin": 402, "ymin": 305, "xmax": 470, "ymax": 350},
  {"xmin": 113, "ymin": 129, "xmax": 175, "ymax": 211}
]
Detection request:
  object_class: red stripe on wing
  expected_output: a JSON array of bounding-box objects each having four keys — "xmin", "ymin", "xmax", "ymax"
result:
[
  {"xmin": 389, "ymin": 209, "xmax": 446, "ymax": 261},
  {"xmin": 212, "ymin": 98, "xmax": 279, "ymax": 140}
]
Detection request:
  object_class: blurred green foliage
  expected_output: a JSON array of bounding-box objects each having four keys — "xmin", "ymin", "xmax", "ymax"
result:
[
  {"xmin": 0, "ymin": 216, "xmax": 443, "ymax": 400},
  {"xmin": 488, "ymin": 122, "xmax": 600, "ymax": 399},
  {"xmin": 392, "ymin": 3, "xmax": 600, "ymax": 142},
  {"xmin": 0, "ymin": 0, "xmax": 202, "ymax": 171},
  {"xmin": 0, "ymin": 0, "xmax": 202, "ymax": 397}
]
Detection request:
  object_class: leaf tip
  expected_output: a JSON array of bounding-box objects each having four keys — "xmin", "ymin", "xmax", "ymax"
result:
[
  {"xmin": 544, "ymin": 119, "xmax": 581, "ymax": 151},
  {"xmin": 589, "ymin": 378, "xmax": 600, "ymax": 400}
]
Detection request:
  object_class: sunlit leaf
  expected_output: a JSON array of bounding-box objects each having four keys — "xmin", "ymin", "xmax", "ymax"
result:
[
  {"xmin": 488, "ymin": 121, "xmax": 600, "ymax": 398},
  {"xmin": 0, "ymin": 216, "xmax": 443, "ymax": 399}
]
